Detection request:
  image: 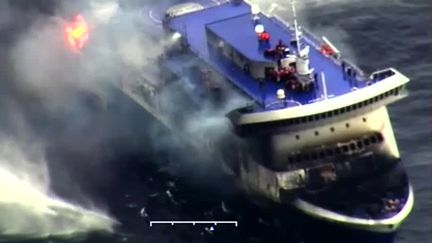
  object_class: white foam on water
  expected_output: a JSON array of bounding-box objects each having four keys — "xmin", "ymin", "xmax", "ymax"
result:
[{"xmin": 0, "ymin": 139, "xmax": 116, "ymax": 239}]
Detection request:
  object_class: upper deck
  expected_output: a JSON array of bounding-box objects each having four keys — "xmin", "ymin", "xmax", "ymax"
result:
[{"xmin": 163, "ymin": 1, "xmax": 407, "ymax": 116}]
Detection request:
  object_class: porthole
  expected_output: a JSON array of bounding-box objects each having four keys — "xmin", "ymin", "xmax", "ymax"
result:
[
  {"xmin": 295, "ymin": 135, "xmax": 300, "ymax": 140},
  {"xmin": 350, "ymin": 143, "xmax": 356, "ymax": 150},
  {"xmin": 330, "ymin": 127, "xmax": 335, "ymax": 132},
  {"xmin": 370, "ymin": 136, "xmax": 378, "ymax": 144},
  {"xmin": 345, "ymin": 123, "xmax": 350, "ymax": 128},
  {"xmin": 356, "ymin": 140, "xmax": 364, "ymax": 149},
  {"xmin": 315, "ymin": 131, "xmax": 319, "ymax": 136},
  {"xmin": 362, "ymin": 117, "xmax": 367, "ymax": 122}
]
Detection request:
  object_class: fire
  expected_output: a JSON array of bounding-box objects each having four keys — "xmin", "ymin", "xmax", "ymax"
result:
[{"xmin": 65, "ymin": 15, "xmax": 89, "ymax": 51}]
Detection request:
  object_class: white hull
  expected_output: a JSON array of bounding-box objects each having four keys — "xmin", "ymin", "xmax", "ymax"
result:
[{"xmin": 292, "ymin": 184, "xmax": 414, "ymax": 233}]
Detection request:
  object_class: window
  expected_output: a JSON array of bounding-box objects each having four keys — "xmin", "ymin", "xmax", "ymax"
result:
[
  {"xmin": 370, "ymin": 136, "xmax": 378, "ymax": 144},
  {"xmin": 357, "ymin": 140, "xmax": 364, "ymax": 149},
  {"xmin": 319, "ymin": 151, "xmax": 325, "ymax": 159},
  {"xmin": 362, "ymin": 117, "xmax": 367, "ymax": 122},
  {"xmin": 334, "ymin": 109, "xmax": 340, "ymax": 115},
  {"xmin": 315, "ymin": 131, "xmax": 319, "ymax": 136},
  {"xmin": 301, "ymin": 117, "xmax": 307, "ymax": 123},
  {"xmin": 330, "ymin": 127, "xmax": 335, "ymax": 132},
  {"xmin": 326, "ymin": 149, "xmax": 334, "ymax": 156},
  {"xmin": 311, "ymin": 152, "xmax": 318, "ymax": 160},
  {"xmin": 364, "ymin": 138, "xmax": 371, "ymax": 146},
  {"xmin": 308, "ymin": 116, "xmax": 314, "ymax": 122},
  {"xmin": 342, "ymin": 145, "xmax": 349, "ymax": 153},
  {"xmin": 347, "ymin": 106, "xmax": 352, "ymax": 112},
  {"xmin": 377, "ymin": 133, "xmax": 384, "ymax": 142},
  {"xmin": 350, "ymin": 143, "xmax": 356, "ymax": 150},
  {"xmin": 335, "ymin": 147, "xmax": 342, "ymax": 155},
  {"xmin": 345, "ymin": 123, "xmax": 350, "ymax": 128},
  {"xmin": 295, "ymin": 135, "xmax": 300, "ymax": 140},
  {"xmin": 288, "ymin": 157, "xmax": 294, "ymax": 163}
]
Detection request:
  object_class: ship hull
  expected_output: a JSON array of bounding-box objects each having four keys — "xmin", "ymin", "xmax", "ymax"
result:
[{"xmin": 222, "ymin": 105, "xmax": 413, "ymax": 233}]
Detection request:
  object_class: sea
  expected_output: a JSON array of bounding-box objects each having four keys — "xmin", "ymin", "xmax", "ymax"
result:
[{"xmin": 0, "ymin": 0, "xmax": 430, "ymax": 243}]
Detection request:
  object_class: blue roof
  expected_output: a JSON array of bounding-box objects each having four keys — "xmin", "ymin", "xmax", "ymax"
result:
[
  {"xmin": 165, "ymin": 2, "xmax": 370, "ymax": 108},
  {"xmin": 206, "ymin": 12, "xmax": 291, "ymax": 63}
]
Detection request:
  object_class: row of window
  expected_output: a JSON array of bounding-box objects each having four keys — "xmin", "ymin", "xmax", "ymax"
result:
[
  {"xmin": 236, "ymin": 85, "xmax": 405, "ymax": 135},
  {"xmin": 287, "ymin": 133, "xmax": 384, "ymax": 164},
  {"xmin": 289, "ymin": 85, "xmax": 403, "ymax": 125}
]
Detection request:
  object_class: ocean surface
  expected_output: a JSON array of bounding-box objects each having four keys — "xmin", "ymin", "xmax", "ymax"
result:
[{"xmin": 0, "ymin": 0, "xmax": 430, "ymax": 243}]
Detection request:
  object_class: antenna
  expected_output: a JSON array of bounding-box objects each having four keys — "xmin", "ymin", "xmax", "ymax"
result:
[{"xmin": 291, "ymin": 0, "xmax": 300, "ymax": 53}]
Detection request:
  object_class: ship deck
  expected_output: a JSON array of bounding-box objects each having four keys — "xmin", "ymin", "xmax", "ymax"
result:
[{"xmin": 166, "ymin": 2, "xmax": 371, "ymax": 109}]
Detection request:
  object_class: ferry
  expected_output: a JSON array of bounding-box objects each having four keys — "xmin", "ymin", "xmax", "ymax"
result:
[{"xmin": 62, "ymin": 0, "xmax": 413, "ymax": 233}]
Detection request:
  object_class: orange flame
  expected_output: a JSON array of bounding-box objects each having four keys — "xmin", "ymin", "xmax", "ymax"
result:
[{"xmin": 65, "ymin": 15, "xmax": 89, "ymax": 51}]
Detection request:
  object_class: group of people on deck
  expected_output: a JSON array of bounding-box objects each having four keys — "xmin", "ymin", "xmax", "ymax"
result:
[{"xmin": 262, "ymin": 40, "xmax": 311, "ymax": 91}]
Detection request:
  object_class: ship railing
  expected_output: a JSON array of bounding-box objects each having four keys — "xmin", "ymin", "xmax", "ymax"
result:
[{"xmin": 369, "ymin": 68, "xmax": 396, "ymax": 82}]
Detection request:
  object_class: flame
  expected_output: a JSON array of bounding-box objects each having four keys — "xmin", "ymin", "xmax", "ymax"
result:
[{"xmin": 65, "ymin": 15, "xmax": 89, "ymax": 52}]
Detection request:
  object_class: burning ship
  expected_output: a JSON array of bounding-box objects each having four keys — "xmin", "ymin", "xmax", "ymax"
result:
[{"xmin": 62, "ymin": 0, "xmax": 413, "ymax": 233}]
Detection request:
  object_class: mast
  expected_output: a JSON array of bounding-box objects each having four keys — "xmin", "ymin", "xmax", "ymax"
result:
[{"xmin": 291, "ymin": 0, "xmax": 301, "ymax": 53}]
